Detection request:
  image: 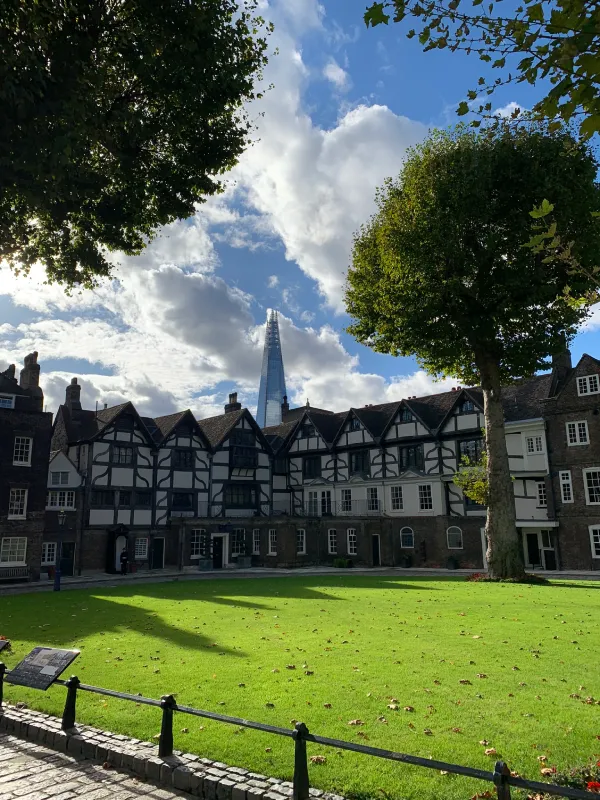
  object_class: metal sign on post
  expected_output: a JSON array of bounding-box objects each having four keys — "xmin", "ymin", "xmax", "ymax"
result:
[{"xmin": 5, "ymin": 647, "xmax": 80, "ymax": 691}]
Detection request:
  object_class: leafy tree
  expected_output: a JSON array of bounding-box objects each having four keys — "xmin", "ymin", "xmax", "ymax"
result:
[
  {"xmin": 345, "ymin": 123, "xmax": 600, "ymax": 579},
  {"xmin": 453, "ymin": 451, "xmax": 489, "ymax": 507},
  {"xmin": 363, "ymin": 0, "xmax": 600, "ymax": 139},
  {"xmin": 0, "ymin": 0, "xmax": 271, "ymax": 288}
]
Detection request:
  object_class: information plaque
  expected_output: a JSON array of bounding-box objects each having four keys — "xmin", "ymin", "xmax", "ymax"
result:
[
  {"xmin": 0, "ymin": 639, "xmax": 10, "ymax": 653},
  {"xmin": 5, "ymin": 647, "xmax": 80, "ymax": 691}
]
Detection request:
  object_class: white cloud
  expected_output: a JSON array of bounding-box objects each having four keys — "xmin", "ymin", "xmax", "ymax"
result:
[
  {"xmin": 494, "ymin": 101, "xmax": 524, "ymax": 119},
  {"xmin": 323, "ymin": 58, "xmax": 350, "ymax": 91},
  {"xmin": 267, "ymin": 275, "xmax": 280, "ymax": 288}
]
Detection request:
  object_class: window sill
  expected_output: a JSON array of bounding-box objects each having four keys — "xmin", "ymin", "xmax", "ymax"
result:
[
  {"xmin": 0, "ymin": 561, "xmax": 27, "ymax": 566},
  {"xmin": 12, "ymin": 462, "xmax": 32, "ymax": 467},
  {"xmin": 46, "ymin": 507, "xmax": 76, "ymax": 511},
  {"xmin": 7, "ymin": 515, "xmax": 26, "ymax": 520},
  {"xmin": 297, "ymin": 551, "xmax": 306, "ymax": 556}
]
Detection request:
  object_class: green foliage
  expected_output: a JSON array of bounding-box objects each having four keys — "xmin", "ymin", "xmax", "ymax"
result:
[
  {"xmin": 363, "ymin": 0, "xmax": 600, "ymax": 139},
  {"xmin": 0, "ymin": 0, "xmax": 271, "ymax": 288},
  {"xmin": 345, "ymin": 123, "xmax": 600, "ymax": 386},
  {"xmin": 453, "ymin": 451, "xmax": 489, "ymax": 506},
  {"xmin": 333, "ymin": 557, "xmax": 353, "ymax": 568}
]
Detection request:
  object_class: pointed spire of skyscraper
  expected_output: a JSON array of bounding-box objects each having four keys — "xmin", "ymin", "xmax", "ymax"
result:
[{"xmin": 257, "ymin": 310, "xmax": 287, "ymax": 428}]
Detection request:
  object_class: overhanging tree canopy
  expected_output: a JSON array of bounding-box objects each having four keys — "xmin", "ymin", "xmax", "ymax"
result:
[
  {"xmin": 346, "ymin": 123, "xmax": 600, "ymax": 578},
  {"xmin": 364, "ymin": 0, "xmax": 600, "ymax": 138},
  {"xmin": 0, "ymin": 0, "xmax": 271, "ymax": 288}
]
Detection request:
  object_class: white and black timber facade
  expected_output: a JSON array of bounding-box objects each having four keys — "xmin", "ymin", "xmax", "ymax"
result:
[{"xmin": 29, "ymin": 350, "xmax": 600, "ymax": 579}]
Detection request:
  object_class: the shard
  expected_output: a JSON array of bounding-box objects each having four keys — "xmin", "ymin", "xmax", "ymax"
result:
[{"xmin": 257, "ymin": 310, "xmax": 287, "ymax": 428}]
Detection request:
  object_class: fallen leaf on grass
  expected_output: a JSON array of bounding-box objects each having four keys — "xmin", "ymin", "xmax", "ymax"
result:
[
  {"xmin": 323, "ymin": 703, "xmax": 332, "ymax": 709},
  {"xmin": 377, "ymin": 717, "xmax": 388, "ymax": 724},
  {"xmin": 286, "ymin": 665, "xmax": 296, "ymax": 670},
  {"xmin": 310, "ymin": 756, "xmax": 327, "ymax": 765},
  {"xmin": 408, "ymin": 723, "xmax": 415, "ymax": 729},
  {"xmin": 181, "ymin": 728, "xmax": 189, "ymax": 734},
  {"xmin": 452, "ymin": 727, "xmax": 462, "ymax": 733},
  {"xmin": 484, "ymin": 749, "xmax": 497, "ymax": 756},
  {"xmin": 459, "ymin": 680, "xmax": 472, "ymax": 685},
  {"xmin": 388, "ymin": 704, "xmax": 399, "ymax": 710},
  {"xmin": 540, "ymin": 767, "xmax": 557, "ymax": 776},
  {"xmin": 404, "ymin": 706, "xmax": 415, "ymax": 712},
  {"xmin": 348, "ymin": 719, "xmax": 365, "ymax": 726},
  {"xmin": 479, "ymin": 740, "xmax": 490, "ymax": 746},
  {"xmin": 423, "ymin": 729, "xmax": 433, "ymax": 735},
  {"xmin": 537, "ymin": 756, "xmax": 548, "ymax": 763},
  {"xmin": 265, "ymin": 748, "xmax": 272, "ymax": 753},
  {"xmin": 477, "ymin": 674, "xmax": 488, "ymax": 679}
]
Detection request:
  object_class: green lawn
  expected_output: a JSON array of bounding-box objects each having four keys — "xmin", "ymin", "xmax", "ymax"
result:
[{"xmin": 1, "ymin": 576, "xmax": 599, "ymax": 800}]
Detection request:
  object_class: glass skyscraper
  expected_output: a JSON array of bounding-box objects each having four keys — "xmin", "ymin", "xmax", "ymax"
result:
[{"xmin": 257, "ymin": 310, "xmax": 287, "ymax": 428}]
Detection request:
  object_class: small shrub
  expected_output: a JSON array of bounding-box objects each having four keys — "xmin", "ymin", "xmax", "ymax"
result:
[
  {"xmin": 333, "ymin": 558, "xmax": 350, "ymax": 568},
  {"xmin": 466, "ymin": 572, "xmax": 550, "ymax": 585}
]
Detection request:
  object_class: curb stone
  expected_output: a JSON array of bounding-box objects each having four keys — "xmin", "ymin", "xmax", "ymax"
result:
[{"xmin": 0, "ymin": 705, "xmax": 346, "ymax": 800}]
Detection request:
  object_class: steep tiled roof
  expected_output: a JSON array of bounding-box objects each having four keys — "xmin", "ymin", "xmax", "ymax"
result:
[
  {"xmin": 282, "ymin": 405, "xmax": 334, "ymax": 423},
  {"xmin": 352, "ymin": 401, "xmax": 400, "ymax": 439},
  {"xmin": 198, "ymin": 408, "xmax": 244, "ymax": 448},
  {"xmin": 263, "ymin": 420, "xmax": 299, "ymax": 453},
  {"xmin": 500, "ymin": 373, "xmax": 553, "ymax": 422},
  {"xmin": 407, "ymin": 392, "xmax": 460, "ymax": 430},
  {"xmin": 309, "ymin": 410, "xmax": 347, "ymax": 444},
  {"xmin": 153, "ymin": 411, "xmax": 189, "ymax": 441}
]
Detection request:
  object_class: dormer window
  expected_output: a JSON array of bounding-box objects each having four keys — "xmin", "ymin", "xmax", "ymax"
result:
[
  {"xmin": 399, "ymin": 407, "xmax": 414, "ymax": 423},
  {"xmin": 0, "ymin": 395, "xmax": 15, "ymax": 409},
  {"xmin": 458, "ymin": 399, "xmax": 475, "ymax": 414},
  {"xmin": 349, "ymin": 417, "xmax": 361, "ymax": 432},
  {"xmin": 301, "ymin": 424, "xmax": 315, "ymax": 439},
  {"xmin": 577, "ymin": 374, "xmax": 600, "ymax": 396}
]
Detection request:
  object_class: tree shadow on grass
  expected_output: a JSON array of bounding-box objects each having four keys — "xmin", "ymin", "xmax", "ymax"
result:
[
  {"xmin": 541, "ymin": 579, "xmax": 600, "ymax": 590},
  {"xmin": 1, "ymin": 591, "xmax": 246, "ymax": 658}
]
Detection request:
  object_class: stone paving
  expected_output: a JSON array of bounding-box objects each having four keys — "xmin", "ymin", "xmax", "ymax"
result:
[{"xmin": 0, "ymin": 732, "xmax": 191, "ymax": 800}]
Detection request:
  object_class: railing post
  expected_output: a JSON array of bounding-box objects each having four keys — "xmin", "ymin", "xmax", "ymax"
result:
[
  {"xmin": 493, "ymin": 761, "xmax": 511, "ymax": 800},
  {"xmin": 159, "ymin": 694, "xmax": 176, "ymax": 758},
  {"xmin": 0, "ymin": 663, "xmax": 5, "ymax": 709},
  {"xmin": 62, "ymin": 675, "xmax": 80, "ymax": 731},
  {"xmin": 292, "ymin": 722, "xmax": 310, "ymax": 800}
]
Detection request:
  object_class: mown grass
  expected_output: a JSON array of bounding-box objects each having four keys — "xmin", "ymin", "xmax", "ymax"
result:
[{"xmin": 1, "ymin": 576, "xmax": 599, "ymax": 800}]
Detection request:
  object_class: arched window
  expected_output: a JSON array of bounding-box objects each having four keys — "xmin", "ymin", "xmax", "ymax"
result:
[
  {"xmin": 447, "ymin": 526, "xmax": 463, "ymax": 549},
  {"xmin": 400, "ymin": 527, "xmax": 414, "ymax": 549}
]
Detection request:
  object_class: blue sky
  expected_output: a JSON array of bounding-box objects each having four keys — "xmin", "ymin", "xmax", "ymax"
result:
[{"xmin": 0, "ymin": 0, "xmax": 598, "ymax": 418}]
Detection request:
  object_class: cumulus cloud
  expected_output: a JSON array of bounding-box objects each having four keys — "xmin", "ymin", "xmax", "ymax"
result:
[
  {"xmin": 494, "ymin": 101, "xmax": 524, "ymax": 118},
  {"xmin": 323, "ymin": 58, "xmax": 350, "ymax": 91},
  {"xmin": 267, "ymin": 275, "xmax": 280, "ymax": 288}
]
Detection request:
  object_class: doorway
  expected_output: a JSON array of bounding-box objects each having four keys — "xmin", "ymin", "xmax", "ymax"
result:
[
  {"xmin": 151, "ymin": 538, "xmax": 165, "ymax": 570},
  {"xmin": 115, "ymin": 534, "xmax": 127, "ymax": 571},
  {"xmin": 212, "ymin": 535, "xmax": 224, "ymax": 569},
  {"xmin": 60, "ymin": 542, "xmax": 75, "ymax": 577},
  {"xmin": 526, "ymin": 533, "xmax": 541, "ymax": 567},
  {"xmin": 372, "ymin": 534, "xmax": 381, "ymax": 567}
]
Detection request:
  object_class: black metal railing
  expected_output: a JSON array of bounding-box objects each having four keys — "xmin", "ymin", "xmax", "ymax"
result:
[{"xmin": 0, "ymin": 663, "xmax": 597, "ymax": 800}]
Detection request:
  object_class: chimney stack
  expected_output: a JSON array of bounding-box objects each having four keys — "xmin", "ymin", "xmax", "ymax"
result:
[
  {"xmin": 281, "ymin": 394, "xmax": 290, "ymax": 419},
  {"xmin": 65, "ymin": 377, "xmax": 82, "ymax": 413},
  {"xmin": 552, "ymin": 346, "xmax": 572, "ymax": 384},
  {"xmin": 19, "ymin": 351, "xmax": 40, "ymax": 390},
  {"xmin": 224, "ymin": 391, "xmax": 242, "ymax": 414}
]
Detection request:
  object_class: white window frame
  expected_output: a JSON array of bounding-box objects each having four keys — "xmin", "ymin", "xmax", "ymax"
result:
[
  {"xmin": 347, "ymin": 528, "xmax": 357, "ymax": 555},
  {"xmin": 391, "ymin": 485, "xmax": 403, "ymax": 511},
  {"xmin": 253, "ymin": 528, "xmax": 260, "ymax": 555},
  {"xmin": 190, "ymin": 528, "xmax": 205, "ymax": 559},
  {"xmin": 134, "ymin": 538, "xmax": 148, "ymax": 560},
  {"xmin": 447, "ymin": 526, "xmax": 463, "ymax": 549},
  {"xmin": 340, "ymin": 488, "xmax": 352, "ymax": 513},
  {"xmin": 0, "ymin": 537, "xmax": 27, "ymax": 565},
  {"xmin": 232, "ymin": 528, "xmax": 245, "ymax": 556},
  {"xmin": 50, "ymin": 471, "xmax": 70, "ymax": 486},
  {"xmin": 589, "ymin": 525, "xmax": 600, "ymax": 559},
  {"xmin": 13, "ymin": 436, "xmax": 32, "ymax": 466},
  {"xmin": 559, "ymin": 470, "xmax": 573, "ymax": 503},
  {"xmin": 0, "ymin": 394, "xmax": 15, "ymax": 409},
  {"xmin": 307, "ymin": 491, "xmax": 318, "ymax": 515},
  {"xmin": 268, "ymin": 528, "xmax": 277, "ymax": 555},
  {"xmin": 566, "ymin": 420, "xmax": 589, "ymax": 446},
  {"xmin": 41, "ymin": 542, "xmax": 57, "ymax": 566},
  {"xmin": 8, "ymin": 488, "xmax": 27, "ymax": 519},
  {"xmin": 537, "ymin": 480, "xmax": 547, "ymax": 508},
  {"xmin": 525, "ymin": 435, "xmax": 544, "ymax": 454},
  {"xmin": 583, "ymin": 468, "xmax": 600, "ymax": 505},
  {"xmin": 296, "ymin": 528, "xmax": 306, "ymax": 555},
  {"xmin": 367, "ymin": 487, "xmax": 379, "ymax": 512},
  {"xmin": 400, "ymin": 526, "xmax": 414, "ymax": 548},
  {"xmin": 328, "ymin": 528, "xmax": 337, "ymax": 555},
  {"xmin": 418, "ymin": 483, "xmax": 433, "ymax": 512},
  {"xmin": 47, "ymin": 490, "xmax": 75, "ymax": 510},
  {"xmin": 577, "ymin": 374, "xmax": 600, "ymax": 396}
]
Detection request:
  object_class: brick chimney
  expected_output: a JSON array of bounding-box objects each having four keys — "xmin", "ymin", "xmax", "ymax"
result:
[
  {"xmin": 552, "ymin": 347, "xmax": 572, "ymax": 383},
  {"xmin": 65, "ymin": 377, "xmax": 82, "ymax": 413},
  {"xmin": 224, "ymin": 391, "xmax": 242, "ymax": 414},
  {"xmin": 19, "ymin": 351, "xmax": 40, "ymax": 390}
]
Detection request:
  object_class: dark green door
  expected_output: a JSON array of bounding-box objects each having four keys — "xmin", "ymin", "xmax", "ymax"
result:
[
  {"xmin": 60, "ymin": 542, "xmax": 75, "ymax": 577},
  {"xmin": 151, "ymin": 538, "xmax": 164, "ymax": 569}
]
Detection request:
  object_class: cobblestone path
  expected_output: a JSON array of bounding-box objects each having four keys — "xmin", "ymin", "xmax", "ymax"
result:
[{"xmin": 0, "ymin": 733, "xmax": 191, "ymax": 800}]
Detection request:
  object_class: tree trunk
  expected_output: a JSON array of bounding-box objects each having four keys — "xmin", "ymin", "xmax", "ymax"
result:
[{"xmin": 477, "ymin": 356, "xmax": 525, "ymax": 579}]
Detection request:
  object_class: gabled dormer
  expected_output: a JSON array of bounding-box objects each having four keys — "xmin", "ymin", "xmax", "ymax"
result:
[
  {"xmin": 439, "ymin": 389, "xmax": 483, "ymax": 435},
  {"xmin": 287, "ymin": 411, "xmax": 330, "ymax": 453},
  {"xmin": 382, "ymin": 400, "xmax": 429, "ymax": 441}
]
